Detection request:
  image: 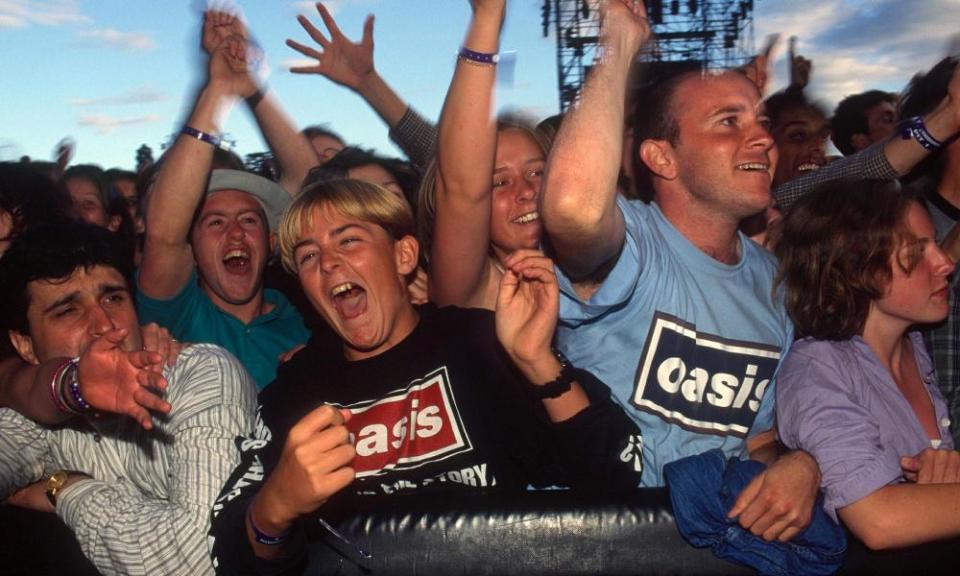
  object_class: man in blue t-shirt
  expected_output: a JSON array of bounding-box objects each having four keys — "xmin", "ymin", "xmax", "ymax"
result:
[{"xmin": 540, "ymin": 2, "xmax": 817, "ymax": 543}]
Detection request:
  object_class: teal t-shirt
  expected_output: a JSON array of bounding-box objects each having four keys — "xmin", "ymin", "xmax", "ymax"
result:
[{"xmin": 136, "ymin": 270, "xmax": 310, "ymax": 389}]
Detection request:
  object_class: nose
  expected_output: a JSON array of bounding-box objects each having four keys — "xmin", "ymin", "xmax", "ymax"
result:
[
  {"xmin": 932, "ymin": 244, "xmax": 956, "ymax": 276},
  {"xmin": 319, "ymin": 250, "xmax": 341, "ymax": 274},
  {"xmin": 88, "ymin": 304, "xmax": 115, "ymax": 337},
  {"xmin": 517, "ymin": 175, "xmax": 539, "ymax": 203},
  {"xmin": 748, "ymin": 120, "xmax": 775, "ymax": 151},
  {"xmin": 226, "ymin": 219, "xmax": 244, "ymax": 239}
]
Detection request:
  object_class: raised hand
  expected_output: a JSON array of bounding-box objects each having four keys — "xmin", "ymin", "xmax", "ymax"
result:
[
  {"xmin": 286, "ymin": 3, "xmax": 375, "ymax": 92},
  {"xmin": 599, "ymin": 0, "xmax": 652, "ymax": 57},
  {"xmin": 202, "ymin": 8, "xmax": 252, "ymax": 54},
  {"xmin": 741, "ymin": 34, "xmax": 779, "ymax": 93},
  {"xmin": 207, "ymin": 33, "xmax": 260, "ymax": 99},
  {"xmin": 76, "ymin": 328, "xmax": 172, "ymax": 430},
  {"xmin": 253, "ymin": 406, "xmax": 355, "ymax": 528},
  {"xmin": 495, "ymin": 250, "xmax": 559, "ymax": 376},
  {"xmin": 788, "ymin": 36, "xmax": 812, "ymax": 89}
]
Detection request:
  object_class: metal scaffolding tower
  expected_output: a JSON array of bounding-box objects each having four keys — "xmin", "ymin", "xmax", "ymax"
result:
[{"xmin": 541, "ymin": 0, "xmax": 756, "ymax": 112}]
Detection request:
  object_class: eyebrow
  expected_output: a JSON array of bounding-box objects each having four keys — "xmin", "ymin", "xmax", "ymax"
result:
[
  {"xmin": 42, "ymin": 282, "xmax": 128, "ymax": 314},
  {"xmin": 708, "ymin": 104, "xmax": 747, "ymax": 119},
  {"xmin": 293, "ymin": 223, "xmax": 367, "ymax": 251}
]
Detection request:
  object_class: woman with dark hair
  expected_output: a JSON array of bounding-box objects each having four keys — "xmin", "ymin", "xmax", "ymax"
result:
[{"xmin": 773, "ymin": 179, "xmax": 960, "ymax": 550}]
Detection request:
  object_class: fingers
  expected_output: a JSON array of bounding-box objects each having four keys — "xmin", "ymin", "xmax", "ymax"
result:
[
  {"xmin": 297, "ymin": 14, "xmax": 330, "ymax": 48},
  {"xmin": 727, "ymin": 471, "xmax": 763, "ymax": 519},
  {"xmin": 316, "ymin": 2, "xmax": 343, "ymax": 38},
  {"xmin": 288, "ymin": 405, "xmax": 347, "ymax": 446},
  {"xmin": 900, "ymin": 455, "xmax": 921, "ymax": 482},
  {"xmin": 278, "ymin": 344, "xmax": 307, "ymax": 364},
  {"xmin": 286, "ymin": 38, "xmax": 322, "ymax": 60}
]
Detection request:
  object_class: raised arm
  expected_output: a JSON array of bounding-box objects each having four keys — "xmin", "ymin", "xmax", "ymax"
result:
[
  {"xmin": 424, "ymin": 0, "xmax": 505, "ymax": 307},
  {"xmin": 775, "ymin": 61, "xmax": 960, "ymax": 212},
  {"xmin": 139, "ymin": 34, "xmax": 254, "ymax": 300},
  {"xmin": 286, "ymin": 2, "xmax": 436, "ymax": 167},
  {"xmin": 540, "ymin": 0, "xmax": 649, "ymax": 278},
  {"xmin": 203, "ymin": 10, "xmax": 317, "ymax": 196}
]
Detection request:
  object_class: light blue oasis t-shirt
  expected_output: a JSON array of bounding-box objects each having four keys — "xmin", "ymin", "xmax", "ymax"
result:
[
  {"xmin": 136, "ymin": 270, "xmax": 310, "ymax": 390},
  {"xmin": 555, "ymin": 197, "xmax": 793, "ymax": 486}
]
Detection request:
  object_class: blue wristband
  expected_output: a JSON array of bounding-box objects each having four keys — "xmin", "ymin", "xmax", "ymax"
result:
[
  {"xmin": 900, "ymin": 116, "xmax": 943, "ymax": 151},
  {"xmin": 247, "ymin": 505, "xmax": 290, "ymax": 546},
  {"xmin": 458, "ymin": 46, "xmax": 499, "ymax": 65},
  {"xmin": 181, "ymin": 126, "xmax": 228, "ymax": 150}
]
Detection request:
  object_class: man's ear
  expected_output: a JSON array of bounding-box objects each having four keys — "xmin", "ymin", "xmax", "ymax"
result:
[
  {"xmin": 639, "ymin": 139, "xmax": 678, "ymax": 180},
  {"xmin": 394, "ymin": 235, "xmax": 420, "ymax": 277},
  {"xmin": 268, "ymin": 232, "xmax": 278, "ymax": 254},
  {"xmin": 850, "ymin": 133, "xmax": 870, "ymax": 152},
  {"xmin": 8, "ymin": 330, "xmax": 39, "ymax": 365}
]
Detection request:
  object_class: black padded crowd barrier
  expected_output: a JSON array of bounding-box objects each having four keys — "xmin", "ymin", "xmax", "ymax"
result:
[{"xmin": 4, "ymin": 488, "xmax": 960, "ymax": 575}]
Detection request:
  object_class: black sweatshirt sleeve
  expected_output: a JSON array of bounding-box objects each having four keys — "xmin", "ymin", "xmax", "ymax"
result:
[
  {"xmin": 208, "ymin": 407, "xmax": 308, "ymax": 576},
  {"xmin": 548, "ymin": 368, "xmax": 645, "ymax": 492}
]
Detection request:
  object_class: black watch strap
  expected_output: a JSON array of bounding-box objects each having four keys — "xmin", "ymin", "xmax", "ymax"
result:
[{"xmin": 530, "ymin": 348, "xmax": 578, "ymax": 399}]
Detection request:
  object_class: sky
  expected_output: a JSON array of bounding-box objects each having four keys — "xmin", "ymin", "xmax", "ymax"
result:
[{"xmin": 1, "ymin": 0, "xmax": 959, "ymax": 170}]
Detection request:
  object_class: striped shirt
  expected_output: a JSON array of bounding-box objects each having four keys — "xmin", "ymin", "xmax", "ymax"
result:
[{"xmin": 0, "ymin": 343, "xmax": 257, "ymax": 576}]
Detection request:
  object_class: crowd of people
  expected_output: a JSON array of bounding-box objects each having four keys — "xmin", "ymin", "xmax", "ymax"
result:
[{"xmin": 2, "ymin": 1, "xmax": 960, "ymax": 574}]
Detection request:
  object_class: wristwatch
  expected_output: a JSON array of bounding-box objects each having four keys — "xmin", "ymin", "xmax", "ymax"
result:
[
  {"xmin": 45, "ymin": 470, "xmax": 69, "ymax": 507},
  {"xmin": 530, "ymin": 348, "xmax": 578, "ymax": 399}
]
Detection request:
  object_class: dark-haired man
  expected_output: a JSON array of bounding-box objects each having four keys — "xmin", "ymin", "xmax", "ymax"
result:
[
  {"xmin": 0, "ymin": 221, "xmax": 257, "ymax": 576},
  {"xmin": 831, "ymin": 90, "xmax": 899, "ymax": 156}
]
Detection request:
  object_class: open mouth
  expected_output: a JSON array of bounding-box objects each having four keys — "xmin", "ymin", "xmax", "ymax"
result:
[
  {"xmin": 736, "ymin": 162, "xmax": 769, "ymax": 172},
  {"xmin": 223, "ymin": 249, "xmax": 251, "ymax": 273},
  {"xmin": 512, "ymin": 211, "xmax": 540, "ymax": 224},
  {"xmin": 331, "ymin": 281, "xmax": 367, "ymax": 320}
]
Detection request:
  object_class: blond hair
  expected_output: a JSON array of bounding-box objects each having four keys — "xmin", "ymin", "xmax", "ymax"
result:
[{"xmin": 279, "ymin": 179, "xmax": 415, "ymax": 273}]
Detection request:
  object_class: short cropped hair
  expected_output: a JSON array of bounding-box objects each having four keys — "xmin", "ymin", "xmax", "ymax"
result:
[
  {"xmin": 630, "ymin": 60, "xmax": 706, "ymax": 202},
  {"xmin": 279, "ymin": 178, "xmax": 415, "ymax": 274},
  {"xmin": 0, "ymin": 221, "xmax": 132, "ymax": 335},
  {"xmin": 773, "ymin": 180, "xmax": 919, "ymax": 340},
  {"xmin": 831, "ymin": 90, "xmax": 897, "ymax": 156}
]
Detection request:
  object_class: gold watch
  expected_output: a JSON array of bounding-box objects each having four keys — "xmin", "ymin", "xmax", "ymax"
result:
[{"xmin": 45, "ymin": 470, "xmax": 69, "ymax": 507}]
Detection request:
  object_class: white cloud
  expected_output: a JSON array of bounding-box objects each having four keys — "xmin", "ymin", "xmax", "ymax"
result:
[
  {"xmin": 77, "ymin": 27, "xmax": 156, "ymax": 51},
  {"xmin": 0, "ymin": 0, "xmax": 90, "ymax": 28},
  {"xmin": 69, "ymin": 87, "xmax": 168, "ymax": 107},
  {"xmin": 756, "ymin": 0, "xmax": 960, "ymax": 109},
  {"xmin": 77, "ymin": 114, "xmax": 159, "ymax": 134}
]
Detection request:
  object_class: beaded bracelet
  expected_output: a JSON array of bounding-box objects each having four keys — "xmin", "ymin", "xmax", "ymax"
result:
[
  {"xmin": 64, "ymin": 358, "xmax": 93, "ymax": 413},
  {"xmin": 458, "ymin": 46, "xmax": 499, "ymax": 66},
  {"xmin": 49, "ymin": 358, "xmax": 77, "ymax": 415},
  {"xmin": 247, "ymin": 505, "xmax": 290, "ymax": 546}
]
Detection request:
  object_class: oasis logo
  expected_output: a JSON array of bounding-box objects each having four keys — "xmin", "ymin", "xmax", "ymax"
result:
[
  {"xmin": 344, "ymin": 367, "xmax": 472, "ymax": 478},
  {"xmin": 632, "ymin": 312, "xmax": 781, "ymax": 437}
]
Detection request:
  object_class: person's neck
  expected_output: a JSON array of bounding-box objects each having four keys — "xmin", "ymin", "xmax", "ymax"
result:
[
  {"xmin": 203, "ymin": 285, "xmax": 271, "ymax": 325},
  {"xmin": 861, "ymin": 312, "xmax": 910, "ymax": 375},
  {"xmin": 657, "ymin": 197, "xmax": 742, "ymax": 265}
]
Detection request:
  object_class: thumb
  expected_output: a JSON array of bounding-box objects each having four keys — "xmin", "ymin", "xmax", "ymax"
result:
[
  {"xmin": 901, "ymin": 455, "xmax": 920, "ymax": 472},
  {"xmin": 362, "ymin": 14, "xmax": 375, "ymax": 46}
]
